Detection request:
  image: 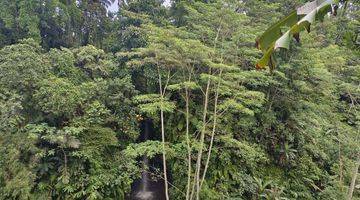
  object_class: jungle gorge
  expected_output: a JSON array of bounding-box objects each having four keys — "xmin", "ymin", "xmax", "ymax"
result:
[{"xmin": 0, "ymin": 0, "xmax": 359, "ymax": 199}]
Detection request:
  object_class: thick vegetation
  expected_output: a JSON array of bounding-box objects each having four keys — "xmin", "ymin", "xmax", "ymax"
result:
[{"xmin": 0, "ymin": 0, "xmax": 359, "ymax": 199}]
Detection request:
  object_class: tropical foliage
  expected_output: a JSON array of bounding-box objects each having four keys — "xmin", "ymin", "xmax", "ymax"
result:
[{"xmin": 0, "ymin": 0, "xmax": 359, "ymax": 199}]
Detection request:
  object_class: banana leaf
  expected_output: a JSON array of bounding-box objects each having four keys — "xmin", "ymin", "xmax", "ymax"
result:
[
  {"xmin": 255, "ymin": 0, "xmax": 336, "ymax": 70},
  {"xmin": 255, "ymin": 11, "xmax": 298, "ymax": 52}
]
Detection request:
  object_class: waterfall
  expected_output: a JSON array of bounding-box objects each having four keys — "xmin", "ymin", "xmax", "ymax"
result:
[
  {"xmin": 136, "ymin": 155, "xmax": 153, "ymax": 199},
  {"xmin": 141, "ymin": 156, "xmax": 150, "ymax": 191},
  {"xmin": 130, "ymin": 119, "xmax": 166, "ymax": 200},
  {"xmin": 135, "ymin": 121, "xmax": 153, "ymax": 199},
  {"xmin": 141, "ymin": 121, "xmax": 150, "ymax": 191}
]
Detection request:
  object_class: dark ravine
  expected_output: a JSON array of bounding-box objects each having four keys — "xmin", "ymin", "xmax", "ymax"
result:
[{"xmin": 130, "ymin": 120, "xmax": 166, "ymax": 200}]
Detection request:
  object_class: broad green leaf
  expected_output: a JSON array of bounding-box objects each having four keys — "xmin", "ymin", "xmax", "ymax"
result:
[
  {"xmin": 274, "ymin": 30, "xmax": 291, "ymax": 50},
  {"xmin": 256, "ymin": 11, "xmax": 298, "ymax": 52},
  {"xmin": 256, "ymin": 0, "xmax": 335, "ymax": 69},
  {"xmin": 256, "ymin": 48, "xmax": 274, "ymax": 69}
]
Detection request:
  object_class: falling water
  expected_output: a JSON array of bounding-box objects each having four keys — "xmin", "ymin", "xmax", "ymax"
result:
[
  {"xmin": 135, "ymin": 155, "xmax": 153, "ymax": 199},
  {"xmin": 130, "ymin": 119, "xmax": 166, "ymax": 200},
  {"xmin": 135, "ymin": 121, "xmax": 153, "ymax": 199}
]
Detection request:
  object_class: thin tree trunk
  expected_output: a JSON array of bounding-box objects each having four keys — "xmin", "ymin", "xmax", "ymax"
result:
[
  {"xmin": 191, "ymin": 22, "xmax": 222, "ymax": 200},
  {"xmin": 160, "ymin": 109, "xmax": 169, "ymax": 200},
  {"xmin": 347, "ymin": 153, "xmax": 360, "ymax": 200},
  {"xmin": 194, "ymin": 77, "xmax": 211, "ymax": 200},
  {"xmin": 158, "ymin": 67, "xmax": 169, "ymax": 200},
  {"xmin": 189, "ymin": 77, "xmax": 211, "ymax": 200},
  {"xmin": 200, "ymin": 69, "xmax": 222, "ymax": 188},
  {"xmin": 185, "ymin": 74, "xmax": 192, "ymax": 200},
  {"xmin": 339, "ymin": 139, "xmax": 343, "ymax": 185},
  {"xmin": 185, "ymin": 88, "xmax": 192, "ymax": 200}
]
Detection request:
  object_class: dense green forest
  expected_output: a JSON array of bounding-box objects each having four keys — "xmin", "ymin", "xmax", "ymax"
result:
[{"xmin": 0, "ymin": 0, "xmax": 359, "ymax": 199}]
